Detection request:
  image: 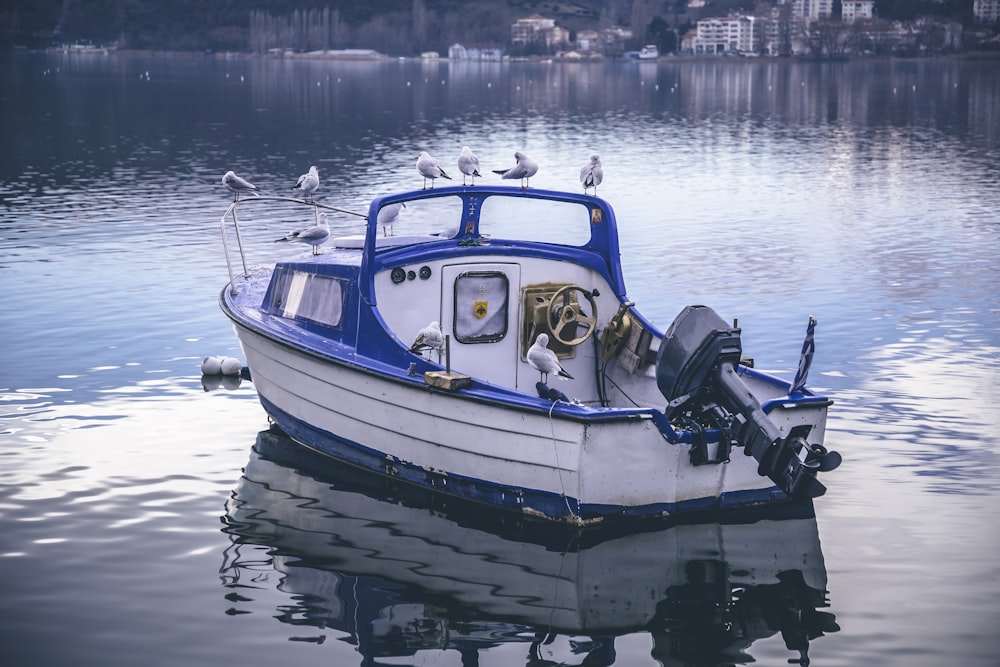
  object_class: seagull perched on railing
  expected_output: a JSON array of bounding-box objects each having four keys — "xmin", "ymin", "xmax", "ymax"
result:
[
  {"xmin": 458, "ymin": 146, "xmax": 481, "ymax": 186},
  {"xmin": 377, "ymin": 202, "xmax": 405, "ymax": 237},
  {"xmin": 410, "ymin": 321, "xmax": 444, "ymax": 356},
  {"xmin": 493, "ymin": 151, "xmax": 538, "ymax": 189},
  {"xmin": 291, "ymin": 165, "xmax": 320, "ymax": 200},
  {"xmin": 580, "ymin": 154, "xmax": 603, "ymax": 194},
  {"xmin": 275, "ymin": 212, "xmax": 330, "ymax": 255},
  {"xmin": 416, "ymin": 151, "xmax": 451, "ymax": 189},
  {"xmin": 222, "ymin": 170, "xmax": 260, "ymax": 201},
  {"xmin": 527, "ymin": 333, "xmax": 573, "ymax": 383}
]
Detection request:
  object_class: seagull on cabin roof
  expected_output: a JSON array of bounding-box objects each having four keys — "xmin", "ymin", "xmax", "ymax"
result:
[
  {"xmin": 222, "ymin": 170, "xmax": 260, "ymax": 201},
  {"xmin": 275, "ymin": 212, "xmax": 330, "ymax": 255},
  {"xmin": 458, "ymin": 146, "xmax": 482, "ymax": 186},
  {"xmin": 527, "ymin": 333, "xmax": 573, "ymax": 384},
  {"xmin": 377, "ymin": 202, "xmax": 405, "ymax": 237},
  {"xmin": 493, "ymin": 151, "xmax": 538, "ymax": 189},
  {"xmin": 580, "ymin": 154, "xmax": 603, "ymax": 195},
  {"xmin": 291, "ymin": 165, "xmax": 320, "ymax": 200},
  {"xmin": 416, "ymin": 151, "xmax": 451, "ymax": 189}
]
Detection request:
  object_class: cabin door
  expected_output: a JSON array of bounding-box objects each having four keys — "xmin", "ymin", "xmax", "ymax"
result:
[{"xmin": 440, "ymin": 263, "xmax": 521, "ymax": 389}]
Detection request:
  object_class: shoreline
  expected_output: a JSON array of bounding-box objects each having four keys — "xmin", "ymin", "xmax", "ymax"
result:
[{"xmin": 26, "ymin": 45, "xmax": 1000, "ymax": 64}]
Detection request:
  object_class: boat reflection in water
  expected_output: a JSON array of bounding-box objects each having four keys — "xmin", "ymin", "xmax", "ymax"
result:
[{"xmin": 221, "ymin": 427, "xmax": 839, "ymax": 665}]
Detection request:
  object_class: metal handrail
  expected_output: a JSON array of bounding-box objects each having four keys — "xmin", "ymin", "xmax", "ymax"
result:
[{"xmin": 219, "ymin": 195, "xmax": 366, "ymax": 294}]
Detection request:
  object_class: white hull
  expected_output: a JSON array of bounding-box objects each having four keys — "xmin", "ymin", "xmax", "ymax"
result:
[{"xmin": 235, "ymin": 323, "xmax": 788, "ymax": 522}]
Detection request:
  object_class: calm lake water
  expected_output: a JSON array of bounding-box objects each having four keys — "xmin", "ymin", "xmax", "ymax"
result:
[{"xmin": 2, "ymin": 51, "xmax": 999, "ymax": 666}]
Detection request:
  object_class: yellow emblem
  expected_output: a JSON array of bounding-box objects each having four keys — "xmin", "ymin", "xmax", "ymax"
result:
[
  {"xmin": 591, "ymin": 208, "xmax": 603, "ymax": 224},
  {"xmin": 474, "ymin": 301, "xmax": 488, "ymax": 319}
]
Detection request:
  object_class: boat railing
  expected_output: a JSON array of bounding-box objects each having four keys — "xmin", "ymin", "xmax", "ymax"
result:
[{"xmin": 219, "ymin": 195, "xmax": 366, "ymax": 294}]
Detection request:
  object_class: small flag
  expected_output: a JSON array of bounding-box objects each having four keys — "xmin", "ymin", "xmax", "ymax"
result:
[{"xmin": 789, "ymin": 316, "xmax": 817, "ymax": 395}]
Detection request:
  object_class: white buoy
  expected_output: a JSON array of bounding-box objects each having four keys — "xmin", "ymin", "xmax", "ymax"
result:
[
  {"xmin": 201, "ymin": 356, "xmax": 223, "ymax": 375},
  {"xmin": 219, "ymin": 357, "xmax": 243, "ymax": 376}
]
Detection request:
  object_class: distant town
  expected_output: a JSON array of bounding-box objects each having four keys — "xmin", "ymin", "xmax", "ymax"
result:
[
  {"xmin": 17, "ymin": 0, "xmax": 1000, "ymax": 60},
  {"xmin": 446, "ymin": 1, "xmax": 1000, "ymax": 60}
]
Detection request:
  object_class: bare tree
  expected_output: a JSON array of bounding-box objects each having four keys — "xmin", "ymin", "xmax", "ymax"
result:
[{"xmin": 807, "ymin": 20, "xmax": 851, "ymax": 58}]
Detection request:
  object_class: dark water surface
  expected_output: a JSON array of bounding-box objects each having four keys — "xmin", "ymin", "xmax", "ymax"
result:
[{"xmin": 2, "ymin": 51, "xmax": 999, "ymax": 666}]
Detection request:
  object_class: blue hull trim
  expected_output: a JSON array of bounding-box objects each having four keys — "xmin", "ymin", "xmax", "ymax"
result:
[{"xmin": 259, "ymin": 397, "xmax": 790, "ymax": 525}]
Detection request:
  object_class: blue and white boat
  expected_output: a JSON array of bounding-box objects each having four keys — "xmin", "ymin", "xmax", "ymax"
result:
[{"xmin": 218, "ymin": 184, "xmax": 841, "ymax": 525}]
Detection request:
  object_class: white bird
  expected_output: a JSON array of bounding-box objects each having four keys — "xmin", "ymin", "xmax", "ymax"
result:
[
  {"xmin": 527, "ymin": 333, "xmax": 573, "ymax": 383},
  {"xmin": 292, "ymin": 165, "xmax": 320, "ymax": 200},
  {"xmin": 200, "ymin": 356, "xmax": 223, "ymax": 375},
  {"xmin": 410, "ymin": 321, "xmax": 445, "ymax": 356},
  {"xmin": 377, "ymin": 202, "xmax": 405, "ymax": 237},
  {"xmin": 580, "ymin": 154, "xmax": 603, "ymax": 194},
  {"xmin": 275, "ymin": 212, "xmax": 330, "ymax": 255},
  {"xmin": 457, "ymin": 146, "xmax": 481, "ymax": 186},
  {"xmin": 222, "ymin": 170, "xmax": 260, "ymax": 200},
  {"xmin": 493, "ymin": 151, "xmax": 538, "ymax": 189},
  {"xmin": 416, "ymin": 151, "xmax": 451, "ymax": 189}
]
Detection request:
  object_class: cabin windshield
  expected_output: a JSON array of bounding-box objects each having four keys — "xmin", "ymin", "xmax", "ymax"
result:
[
  {"xmin": 478, "ymin": 196, "xmax": 591, "ymax": 246},
  {"xmin": 373, "ymin": 194, "xmax": 593, "ymax": 246}
]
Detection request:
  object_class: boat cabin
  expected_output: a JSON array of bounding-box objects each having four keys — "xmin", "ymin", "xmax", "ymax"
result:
[{"xmin": 259, "ymin": 186, "xmax": 666, "ymax": 408}]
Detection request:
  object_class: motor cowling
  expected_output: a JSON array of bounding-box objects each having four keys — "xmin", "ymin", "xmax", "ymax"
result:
[{"xmin": 655, "ymin": 305, "xmax": 839, "ymax": 500}]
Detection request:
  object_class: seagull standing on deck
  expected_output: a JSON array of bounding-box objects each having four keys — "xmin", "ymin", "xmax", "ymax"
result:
[
  {"xmin": 416, "ymin": 152, "xmax": 451, "ymax": 189},
  {"xmin": 275, "ymin": 212, "xmax": 330, "ymax": 255},
  {"xmin": 410, "ymin": 321, "xmax": 445, "ymax": 357},
  {"xmin": 580, "ymin": 154, "xmax": 603, "ymax": 194},
  {"xmin": 527, "ymin": 333, "xmax": 573, "ymax": 383},
  {"xmin": 292, "ymin": 165, "xmax": 320, "ymax": 200},
  {"xmin": 377, "ymin": 202, "xmax": 405, "ymax": 237},
  {"xmin": 222, "ymin": 170, "xmax": 260, "ymax": 200},
  {"xmin": 457, "ymin": 146, "xmax": 481, "ymax": 186},
  {"xmin": 493, "ymin": 151, "xmax": 538, "ymax": 189}
]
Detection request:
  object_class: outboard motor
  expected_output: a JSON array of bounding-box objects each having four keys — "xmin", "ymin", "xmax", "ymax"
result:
[{"xmin": 655, "ymin": 305, "xmax": 840, "ymax": 500}]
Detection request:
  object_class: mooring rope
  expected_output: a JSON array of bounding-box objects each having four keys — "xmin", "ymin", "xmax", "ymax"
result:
[{"xmin": 548, "ymin": 400, "xmax": 578, "ymax": 523}]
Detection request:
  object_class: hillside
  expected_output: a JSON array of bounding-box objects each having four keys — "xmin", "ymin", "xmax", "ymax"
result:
[
  {"xmin": 3, "ymin": 0, "xmax": 753, "ymax": 53},
  {"xmin": 2, "ymin": 0, "xmax": 980, "ymax": 54}
]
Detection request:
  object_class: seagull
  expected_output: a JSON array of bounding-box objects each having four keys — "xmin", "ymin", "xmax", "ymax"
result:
[
  {"xmin": 416, "ymin": 151, "xmax": 451, "ymax": 189},
  {"xmin": 275, "ymin": 212, "xmax": 330, "ymax": 255},
  {"xmin": 458, "ymin": 146, "xmax": 481, "ymax": 186},
  {"xmin": 291, "ymin": 165, "xmax": 320, "ymax": 200},
  {"xmin": 410, "ymin": 321, "xmax": 445, "ymax": 356},
  {"xmin": 493, "ymin": 151, "xmax": 538, "ymax": 189},
  {"xmin": 527, "ymin": 333, "xmax": 573, "ymax": 383},
  {"xmin": 222, "ymin": 170, "xmax": 260, "ymax": 201},
  {"xmin": 377, "ymin": 202, "xmax": 405, "ymax": 237},
  {"xmin": 580, "ymin": 154, "xmax": 603, "ymax": 194}
]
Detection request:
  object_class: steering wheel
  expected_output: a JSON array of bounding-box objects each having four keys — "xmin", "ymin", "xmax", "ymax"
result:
[{"xmin": 546, "ymin": 285, "xmax": 598, "ymax": 346}]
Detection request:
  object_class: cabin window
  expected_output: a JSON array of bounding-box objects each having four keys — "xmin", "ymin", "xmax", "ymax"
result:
[
  {"xmin": 376, "ymin": 196, "xmax": 464, "ymax": 238},
  {"xmin": 453, "ymin": 271, "xmax": 508, "ymax": 343},
  {"xmin": 265, "ymin": 269, "xmax": 344, "ymax": 328}
]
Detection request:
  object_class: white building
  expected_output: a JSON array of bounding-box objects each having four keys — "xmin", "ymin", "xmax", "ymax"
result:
[
  {"xmin": 576, "ymin": 29, "xmax": 600, "ymax": 52},
  {"xmin": 448, "ymin": 43, "xmax": 504, "ymax": 60},
  {"xmin": 601, "ymin": 26, "xmax": 633, "ymax": 54},
  {"xmin": 694, "ymin": 15, "xmax": 761, "ymax": 54},
  {"xmin": 695, "ymin": 17, "xmax": 737, "ymax": 53},
  {"xmin": 787, "ymin": 0, "xmax": 835, "ymax": 22},
  {"xmin": 511, "ymin": 14, "xmax": 568, "ymax": 50},
  {"xmin": 841, "ymin": 0, "xmax": 875, "ymax": 24},
  {"xmin": 974, "ymin": 0, "xmax": 1000, "ymax": 22}
]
